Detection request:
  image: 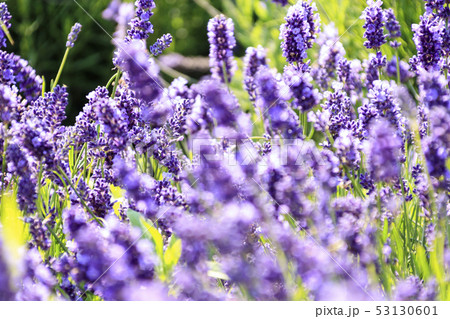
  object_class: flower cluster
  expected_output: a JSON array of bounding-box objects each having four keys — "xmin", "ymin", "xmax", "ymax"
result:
[
  {"xmin": 207, "ymin": 15, "xmax": 237, "ymax": 83},
  {"xmin": 243, "ymin": 46, "xmax": 267, "ymax": 101},
  {"xmin": 127, "ymin": 0, "xmax": 156, "ymax": 41},
  {"xmin": 279, "ymin": 0, "xmax": 320, "ymax": 64},
  {"xmin": 410, "ymin": 14, "xmax": 443, "ymax": 71},
  {"xmin": 361, "ymin": 0, "xmax": 387, "ymax": 50},
  {"xmin": 384, "ymin": 8, "xmax": 401, "ymax": 48}
]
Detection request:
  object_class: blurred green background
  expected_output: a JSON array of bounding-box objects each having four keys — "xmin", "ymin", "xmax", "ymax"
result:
[{"xmin": 4, "ymin": 0, "xmax": 425, "ymax": 123}]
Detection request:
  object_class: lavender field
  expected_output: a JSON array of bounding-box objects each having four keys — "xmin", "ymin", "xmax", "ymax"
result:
[{"xmin": 0, "ymin": 0, "xmax": 449, "ymax": 301}]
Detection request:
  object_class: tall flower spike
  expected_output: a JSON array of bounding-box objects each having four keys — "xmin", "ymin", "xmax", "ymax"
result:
[
  {"xmin": 410, "ymin": 14, "xmax": 443, "ymax": 71},
  {"xmin": 66, "ymin": 23, "xmax": 82, "ymax": 48},
  {"xmin": 243, "ymin": 46, "xmax": 267, "ymax": 102},
  {"xmin": 0, "ymin": 51, "xmax": 43, "ymax": 103},
  {"xmin": 364, "ymin": 51, "xmax": 387, "ymax": 89},
  {"xmin": 384, "ymin": 8, "xmax": 401, "ymax": 48},
  {"xmin": 361, "ymin": 0, "xmax": 387, "ymax": 50},
  {"xmin": 149, "ymin": 33, "xmax": 173, "ymax": 56},
  {"xmin": 424, "ymin": 0, "xmax": 450, "ymax": 18},
  {"xmin": 0, "ymin": 84, "xmax": 19, "ymax": 123},
  {"xmin": 127, "ymin": 0, "xmax": 156, "ymax": 41},
  {"xmin": 207, "ymin": 15, "xmax": 237, "ymax": 83},
  {"xmin": 283, "ymin": 65, "xmax": 319, "ymax": 112},
  {"xmin": 0, "ymin": 2, "xmax": 11, "ymax": 48},
  {"xmin": 279, "ymin": 0, "xmax": 320, "ymax": 64},
  {"xmin": 201, "ymin": 79, "xmax": 239, "ymax": 127},
  {"xmin": 117, "ymin": 40, "xmax": 162, "ymax": 105},
  {"xmin": 366, "ymin": 119, "xmax": 402, "ymax": 182}
]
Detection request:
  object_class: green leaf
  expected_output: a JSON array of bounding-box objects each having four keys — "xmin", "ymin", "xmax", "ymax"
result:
[
  {"xmin": 382, "ymin": 218, "xmax": 389, "ymax": 242},
  {"xmin": 0, "ymin": 192, "xmax": 28, "ymax": 251},
  {"xmin": 127, "ymin": 209, "xmax": 163, "ymax": 259},
  {"xmin": 163, "ymin": 236, "xmax": 182, "ymax": 272},
  {"xmin": 141, "ymin": 219, "xmax": 164, "ymax": 260},
  {"xmin": 391, "ymin": 224, "xmax": 405, "ymax": 271},
  {"xmin": 415, "ymin": 245, "xmax": 430, "ymax": 280}
]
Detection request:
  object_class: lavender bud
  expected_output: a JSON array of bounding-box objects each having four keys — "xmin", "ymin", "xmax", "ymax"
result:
[
  {"xmin": 66, "ymin": 23, "xmax": 82, "ymax": 48},
  {"xmin": 243, "ymin": 46, "xmax": 267, "ymax": 102},
  {"xmin": 0, "ymin": 2, "xmax": 12, "ymax": 48},
  {"xmin": 149, "ymin": 33, "xmax": 173, "ymax": 56},
  {"xmin": 207, "ymin": 15, "xmax": 237, "ymax": 83}
]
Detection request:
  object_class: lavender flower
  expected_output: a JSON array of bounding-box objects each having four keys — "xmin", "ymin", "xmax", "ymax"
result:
[
  {"xmin": 337, "ymin": 58, "xmax": 363, "ymax": 94},
  {"xmin": 313, "ymin": 40, "xmax": 346, "ymax": 89},
  {"xmin": 149, "ymin": 33, "xmax": 172, "ymax": 56},
  {"xmin": 255, "ymin": 66, "xmax": 302, "ymax": 138},
  {"xmin": 424, "ymin": 0, "xmax": 450, "ymax": 18},
  {"xmin": 364, "ymin": 51, "xmax": 387, "ymax": 89},
  {"xmin": 384, "ymin": 8, "xmax": 401, "ymax": 48},
  {"xmin": 283, "ymin": 64, "xmax": 319, "ymax": 112},
  {"xmin": 418, "ymin": 69, "xmax": 450, "ymax": 110},
  {"xmin": 410, "ymin": 14, "xmax": 443, "ymax": 71},
  {"xmin": 0, "ymin": 84, "xmax": 19, "ymax": 122},
  {"xmin": 93, "ymin": 91, "xmax": 128, "ymax": 152},
  {"xmin": 168, "ymin": 99, "xmax": 192, "ymax": 139},
  {"xmin": 365, "ymin": 80, "xmax": 406, "ymax": 147},
  {"xmin": 88, "ymin": 178, "xmax": 114, "ymax": 218},
  {"xmin": 361, "ymin": 0, "xmax": 387, "ymax": 50},
  {"xmin": 320, "ymin": 82, "xmax": 355, "ymax": 138},
  {"xmin": 127, "ymin": 0, "xmax": 156, "ymax": 41},
  {"xmin": 16, "ymin": 175, "xmax": 37, "ymax": 214},
  {"xmin": 243, "ymin": 46, "xmax": 267, "ymax": 101},
  {"xmin": 365, "ymin": 119, "xmax": 402, "ymax": 182},
  {"xmin": 16, "ymin": 248, "xmax": 56, "ymax": 301},
  {"xmin": 207, "ymin": 15, "xmax": 237, "ymax": 83},
  {"xmin": 66, "ymin": 23, "xmax": 82, "ymax": 48},
  {"xmin": 201, "ymin": 79, "xmax": 239, "ymax": 128},
  {"xmin": 334, "ymin": 129, "xmax": 361, "ymax": 170},
  {"xmin": 422, "ymin": 106, "xmax": 450, "ymax": 181},
  {"xmin": 27, "ymin": 85, "xmax": 68, "ymax": 130},
  {"xmin": 0, "ymin": 51, "xmax": 43, "ymax": 102},
  {"xmin": 113, "ymin": 158, "xmax": 157, "ymax": 218},
  {"xmin": 24, "ymin": 215, "xmax": 51, "ymax": 251},
  {"xmin": 0, "ymin": 3, "xmax": 11, "ymax": 48},
  {"xmin": 117, "ymin": 40, "xmax": 162, "ymax": 105},
  {"xmin": 279, "ymin": 0, "xmax": 320, "ymax": 64}
]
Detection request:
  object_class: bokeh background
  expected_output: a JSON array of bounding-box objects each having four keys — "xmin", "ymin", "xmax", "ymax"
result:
[{"xmin": 5, "ymin": 0, "xmax": 424, "ymax": 124}]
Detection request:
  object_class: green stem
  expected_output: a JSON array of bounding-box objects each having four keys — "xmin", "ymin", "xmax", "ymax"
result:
[
  {"xmin": 1, "ymin": 137, "xmax": 7, "ymax": 196},
  {"xmin": 411, "ymin": 120, "xmax": 437, "ymax": 216},
  {"xmin": 395, "ymin": 48, "xmax": 401, "ymax": 85},
  {"xmin": 106, "ymin": 72, "xmax": 119, "ymax": 89},
  {"xmin": 0, "ymin": 22, "xmax": 14, "ymax": 45},
  {"xmin": 111, "ymin": 70, "xmax": 122, "ymax": 98},
  {"xmin": 52, "ymin": 47, "xmax": 70, "ymax": 91}
]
